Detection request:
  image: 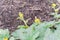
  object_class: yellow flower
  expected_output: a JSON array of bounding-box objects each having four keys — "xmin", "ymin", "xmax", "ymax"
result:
[
  {"xmin": 19, "ymin": 12, "xmax": 24, "ymax": 19},
  {"xmin": 51, "ymin": 3, "xmax": 56, "ymax": 8},
  {"xmin": 54, "ymin": 9, "xmax": 59, "ymax": 13},
  {"xmin": 34, "ymin": 17, "xmax": 41, "ymax": 24},
  {"xmin": 3, "ymin": 37, "xmax": 8, "ymax": 40}
]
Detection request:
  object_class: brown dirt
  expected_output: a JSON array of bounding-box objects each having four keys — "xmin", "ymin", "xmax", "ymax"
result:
[{"xmin": 0, "ymin": 0, "xmax": 58, "ymax": 32}]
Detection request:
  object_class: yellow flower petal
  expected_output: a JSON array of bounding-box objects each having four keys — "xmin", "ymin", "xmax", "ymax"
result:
[
  {"xmin": 3, "ymin": 37, "xmax": 8, "ymax": 40},
  {"xmin": 34, "ymin": 17, "xmax": 41, "ymax": 24},
  {"xmin": 19, "ymin": 12, "xmax": 24, "ymax": 19},
  {"xmin": 51, "ymin": 3, "xmax": 56, "ymax": 8}
]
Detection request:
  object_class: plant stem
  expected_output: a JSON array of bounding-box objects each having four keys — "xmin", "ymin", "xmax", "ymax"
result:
[{"xmin": 23, "ymin": 19, "xmax": 29, "ymax": 28}]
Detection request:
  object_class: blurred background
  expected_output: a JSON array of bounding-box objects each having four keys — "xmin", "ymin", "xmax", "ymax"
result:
[{"xmin": 0, "ymin": 0, "xmax": 59, "ymax": 32}]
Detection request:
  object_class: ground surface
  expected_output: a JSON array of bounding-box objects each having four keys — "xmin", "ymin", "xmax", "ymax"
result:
[{"xmin": 0, "ymin": 0, "xmax": 58, "ymax": 32}]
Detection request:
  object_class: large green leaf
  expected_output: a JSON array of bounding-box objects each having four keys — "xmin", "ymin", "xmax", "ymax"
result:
[
  {"xmin": 0, "ymin": 29, "xmax": 10, "ymax": 40},
  {"xmin": 11, "ymin": 21, "xmax": 55, "ymax": 40},
  {"xmin": 11, "ymin": 28, "xmax": 27, "ymax": 40},
  {"xmin": 36, "ymin": 21, "xmax": 55, "ymax": 40},
  {"xmin": 44, "ymin": 22, "xmax": 60, "ymax": 40}
]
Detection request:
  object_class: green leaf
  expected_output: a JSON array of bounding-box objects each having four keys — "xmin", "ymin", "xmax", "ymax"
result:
[
  {"xmin": 44, "ymin": 23, "xmax": 60, "ymax": 40},
  {"xmin": 11, "ymin": 28, "xmax": 27, "ymax": 40},
  {"xmin": 9, "ymin": 37, "xmax": 15, "ymax": 40},
  {"xmin": 44, "ymin": 28, "xmax": 55, "ymax": 40},
  {"xmin": 0, "ymin": 29, "xmax": 10, "ymax": 40},
  {"xmin": 11, "ymin": 21, "xmax": 55, "ymax": 40},
  {"xmin": 54, "ymin": 14, "xmax": 60, "ymax": 18}
]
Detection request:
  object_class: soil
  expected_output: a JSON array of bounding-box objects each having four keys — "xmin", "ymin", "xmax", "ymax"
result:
[{"xmin": 0, "ymin": 0, "xmax": 59, "ymax": 32}]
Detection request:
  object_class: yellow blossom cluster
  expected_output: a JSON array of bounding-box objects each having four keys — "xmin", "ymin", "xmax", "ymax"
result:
[
  {"xmin": 34, "ymin": 17, "xmax": 41, "ymax": 24},
  {"xmin": 51, "ymin": 3, "xmax": 59, "ymax": 13}
]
